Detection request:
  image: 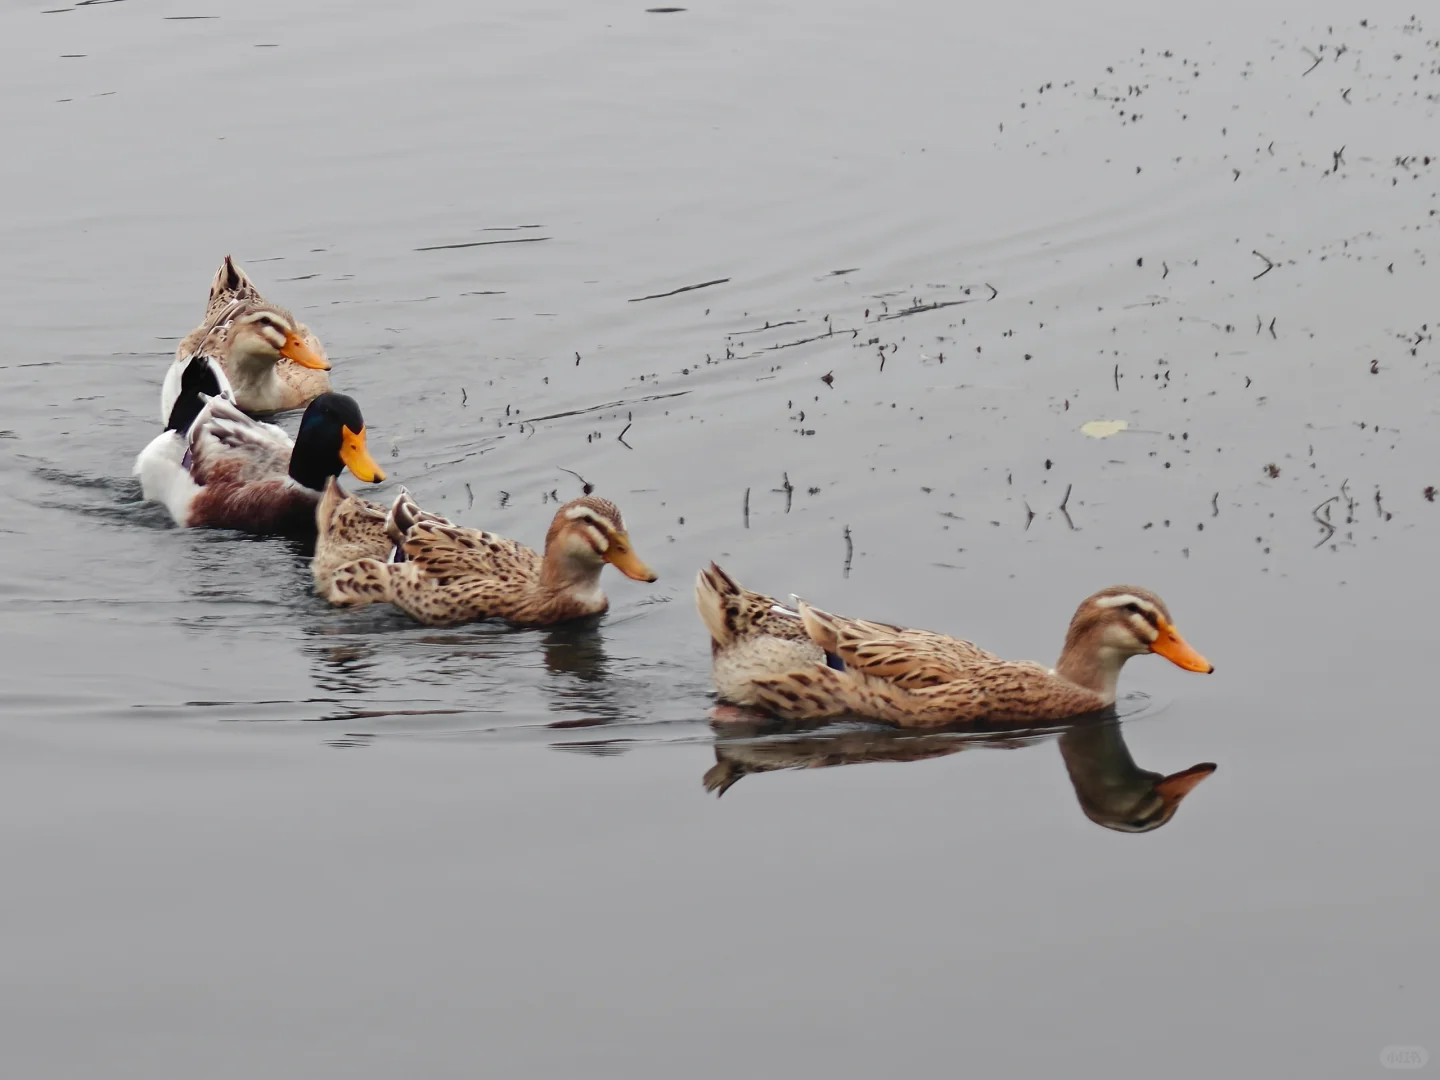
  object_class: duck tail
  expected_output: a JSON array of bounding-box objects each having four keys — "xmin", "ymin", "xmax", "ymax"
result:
[
  {"xmin": 694, "ymin": 562, "xmax": 748, "ymax": 646},
  {"xmin": 324, "ymin": 558, "xmax": 395, "ymax": 608},
  {"xmin": 209, "ymin": 254, "xmax": 259, "ymax": 307},
  {"xmin": 316, "ymin": 477, "xmax": 347, "ymax": 540}
]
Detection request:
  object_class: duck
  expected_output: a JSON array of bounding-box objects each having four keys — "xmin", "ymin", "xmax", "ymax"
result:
[
  {"xmin": 164, "ymin": 255, "xmax": 332, "ymax": 418},
  {"xmin": 694, "ymin": 563, "xmax": 1212, "ymax": 727},
  {"xmin": 141, "ymin": 391, "xmax": 385, "ymax": 537},
  {"xmin": 321, "ymin": 491, "xmax": 658, "ymax": 626},
  {"xmin": 311, "ymin": 478, "xmax": 452, "ymax": 597}
]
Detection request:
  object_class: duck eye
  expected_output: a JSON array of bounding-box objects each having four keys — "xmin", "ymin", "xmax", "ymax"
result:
[{"xmin": 1124, "ymin": 603, "xmax": 1142, "ymax": 615}]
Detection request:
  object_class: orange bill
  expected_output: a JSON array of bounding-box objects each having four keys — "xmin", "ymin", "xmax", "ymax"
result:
[
  {"xmin": 1154, "ymin": 763, "xmax": 1217, "ymax": 803},
  {"xmin": 1151, "ymin": 620, "xmax": 1213, "ymax": 673},
  {"xmin": 279, "ymin": 331, "xmax": 331, "ymax": 371},
  {"xmin": 339, "ymin": 425, "xmax": 385, "ymax": 483},
  {"xmin": 604, "ymin": 533, "xmax": 657, "ymax": 582}
]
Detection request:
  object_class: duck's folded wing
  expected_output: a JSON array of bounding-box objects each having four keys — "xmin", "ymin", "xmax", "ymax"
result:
[
  {"xmin": 399, "ymin": 522, "xmax": 541, "ymax": 580},
  {"xmin": 189, "ymin": 395, "xmax": 293, "ymax": 484},
  {"xmin": 798, "ymin": 603, "xmax": 1002, "ymax": 688}
]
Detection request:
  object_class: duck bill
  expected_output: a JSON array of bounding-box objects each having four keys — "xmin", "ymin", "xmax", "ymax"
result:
[
  {"xmin": 339, "ymin": 425, "xmax": 385, "ymax": 483},
  {"xmin": 1154, "ymin": 762, "xmax": 1217, "ymax": 804},
  {"xmin": 604, "ymin": 535, "xmax": 657, "ymax": 582},
  {"xmin": 1151, "ymin": 620, "xmax": 1213, "ymax": 673},
  {"xmin": 279, "ymin": 331, "xmax": 331, "ymax": 371}
]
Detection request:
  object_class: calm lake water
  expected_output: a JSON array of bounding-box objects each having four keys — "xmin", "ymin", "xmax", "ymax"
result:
[{"xmin": 2, "ymin": 0, "xmax": 1438, "ymax": 1076}]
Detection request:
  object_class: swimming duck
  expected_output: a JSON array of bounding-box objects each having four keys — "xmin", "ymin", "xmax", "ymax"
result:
[
  {"xmin": 322, "ymin": 491, "xmax": 658, "ymax": 626},
  {"xmin": 164, "ymin": 255, "xmax": 332, "ymax": 417},
  {"xmin": 142, "ymin": 391, "xmax": 385, "ymax": 536},
  {"xmin": 694, "ymin": 563, "xmax": 1212, "ymax": 727}
]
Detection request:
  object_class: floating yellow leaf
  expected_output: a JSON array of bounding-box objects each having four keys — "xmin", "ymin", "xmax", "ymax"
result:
[{"xmin": 1080, "ymin": 420, "xmax": 1129, "ymax": 439}]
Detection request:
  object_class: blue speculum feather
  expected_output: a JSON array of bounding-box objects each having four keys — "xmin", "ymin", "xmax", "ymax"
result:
[{"xmin": 825, "ymin": 652, "xmax": 846, "ymax": 671}]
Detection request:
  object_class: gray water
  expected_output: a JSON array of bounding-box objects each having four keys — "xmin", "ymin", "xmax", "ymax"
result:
[{"xmin": 2, "ymin": 1, "xmax": 1438, "ymax": 1076}]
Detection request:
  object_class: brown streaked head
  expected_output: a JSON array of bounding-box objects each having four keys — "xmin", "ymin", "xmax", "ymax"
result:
[
  {"xmin": 1070, "ymin": 586, "xmax": 1213, "ymax": 674},
  {"xmin": 547, "ymin": 495, "xmax": 657, "ymax": 582},
  {"xmin": 231, "ymin": 308, "xmax": 331, "ymax": 371}
]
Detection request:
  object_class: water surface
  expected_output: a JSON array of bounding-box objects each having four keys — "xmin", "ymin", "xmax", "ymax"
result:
[{"xmin": 2, "ymin": 1, "xmax": 1437, "ymax": 1076}]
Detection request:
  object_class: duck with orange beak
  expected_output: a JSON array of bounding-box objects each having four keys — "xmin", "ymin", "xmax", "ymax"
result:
[
  {"xmin": 322, "ymin": 491, "xmax": 658, "ymax": 626},
  {"xmin": 141, "ymin": 391, "xmax": 386, "ymax": 539},
  {"xmin": 695, "ymin": 570, "xmax": 1212, "ymax": 727},
  {"xmin": 164, "ymin": 255, "xmax": 333, "ymax": 417}
]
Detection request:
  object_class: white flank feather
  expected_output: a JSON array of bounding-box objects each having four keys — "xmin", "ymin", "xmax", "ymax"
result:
[{"xmin": 134, "ymin": 429, "xmax": 200, "ymax": 527}]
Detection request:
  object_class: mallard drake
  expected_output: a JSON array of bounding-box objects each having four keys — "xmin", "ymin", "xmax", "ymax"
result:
[
  {"xmin": 694, "ymin": 564, "xmax": 1212, "ymax": 727},
  {"xmin": 311, "ymin": 478, "xmax": 452, "ymax": 597},
  {"xmin": 141, "ymin": 391, "xmax": 385, "ymax": 536},
  {"xmin": 164, "ymin": 255, "xmax": 332, "ymax": 417},
  {"xmin": 321, "ymin": 492, "xmax": 657, "ymax": 626}
]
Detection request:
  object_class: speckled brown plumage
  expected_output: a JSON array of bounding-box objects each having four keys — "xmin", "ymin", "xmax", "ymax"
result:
[
  {"xmin": 696, "ymin": 566, "xmax": 1213, "ymax": 728},
  {"xmin": 312, "ymin": 478, "xmax": 392, "ymax": 596},
  {"xmin": 324, "ymin": 493, "xmax": 657, "ymax": 627},
  {"xmin": 177, "ymin": 256, "xmax": 331, "ymax": 415}
]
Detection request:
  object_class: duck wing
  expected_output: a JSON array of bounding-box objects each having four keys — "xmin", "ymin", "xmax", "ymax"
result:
[
  {"xmin": 797, "ymin": 602, "xmax": 1003, "ymax": 689},
  {"xmin": 188, "ymin": 394, "xmax": 292, "ymax": 485},
  {"xmin": 397, "ymin": 520, "xmax": 542, "ymax": 582}
]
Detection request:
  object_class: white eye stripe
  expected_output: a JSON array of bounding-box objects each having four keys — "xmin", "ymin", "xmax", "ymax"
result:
[
  {"xmin": 1095, "ymin": 593, "xmax": 1159, "ymax": 616},
  {"xmin": 579, "ymin": 524, "xmax": 608, "ymax": 552}
]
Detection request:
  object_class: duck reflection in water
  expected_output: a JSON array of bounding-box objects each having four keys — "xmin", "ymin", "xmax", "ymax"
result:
[
  {"xmin": 704, "ymin": 708, "xmax": 1214, "ymax": 833},
  {"xmin": 298, "ymin": 616, "xmax": 621, "ymax": 725}
]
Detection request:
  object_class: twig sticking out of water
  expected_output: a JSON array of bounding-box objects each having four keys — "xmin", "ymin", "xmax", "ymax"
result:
[
  {"xmin": 1024, "ymin": 501, "xmax": 1035, "ymax": 531},
  {"xmin": 773, "ymin": 472, "xmax": 794, "ymax": 513},
  {"xmin": 1114, "ymin": 363, "xmax": 1120, "ymax": 391},
  {"xmin": 465, "ymin": 482, "xmax": 474, "ymax": 509},
  {"xmin": 1313, "ymin": 496, "xmax": 1339, "ymax": 547},
  {"xmin": 1059, "ymin": 484, "xmax": 1077, "ymax": 531},
  {"xmin": 461, "ymin": 387, "xmax": 468, "ymax": 406},
  {"xmin": 1211, "ymin": 492, "xmax": 1219, "ymax": 517},
  {"xmin": 743, "ymin": 488, "xmax": 750, "ymax": 529},
  {"xmin": 842, "ymin": 526, "xmax": 853, "ymax": 578},
  {"xmin": 617, "ymin": 422, "xmax": 633, "ymax": 449},
  {"xmin": 1301, "ymin": 47, "xmax": 1322, "ymax": 76},
  {"xmin": 1252, "ymin": 250, "xmax": 1276, "ymax": 280},
  {"xmin": 557, "ymin": 467, "xmax": 594, "ymax": 495}
]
